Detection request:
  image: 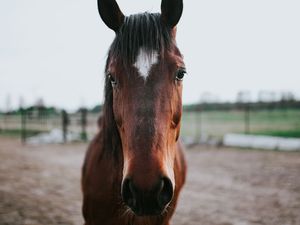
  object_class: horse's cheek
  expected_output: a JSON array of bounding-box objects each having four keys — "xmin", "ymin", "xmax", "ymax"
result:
[{"xmin": 112, "ymin": 91, "xmax": 124, "ymax": 127}]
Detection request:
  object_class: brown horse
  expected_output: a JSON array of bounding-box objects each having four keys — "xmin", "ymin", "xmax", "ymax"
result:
[{"xmin": 81, "ymin": 0, "xmax": 186, "ymax": 224}]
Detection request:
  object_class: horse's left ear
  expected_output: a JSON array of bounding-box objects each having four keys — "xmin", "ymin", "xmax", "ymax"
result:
[
  {"xmin": 98, "ymin": 0, "xmax": 125, "ymax": 32},
  {"xmin": 161, "ymin": 0, "xmax": 183, "ymax": 28}
]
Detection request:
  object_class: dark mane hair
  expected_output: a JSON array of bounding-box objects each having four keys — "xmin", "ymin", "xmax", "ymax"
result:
[
  {"xmin": 109, "ymin": 12, "xmax": 173, "ymax": 66},
  {"xmin": 101, "ymin": 13, "xmax": 173, "ymax": 158}
]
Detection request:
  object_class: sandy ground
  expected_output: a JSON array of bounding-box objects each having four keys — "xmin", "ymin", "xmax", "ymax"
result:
[{"xmin": 0, "ymin": 137, "xmax": 300, "ymax": 225}]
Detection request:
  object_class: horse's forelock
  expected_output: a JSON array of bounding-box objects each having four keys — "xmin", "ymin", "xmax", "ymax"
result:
[{"xmin": 108, "ymin": 12, "xmax": 173, "ymax": 68}]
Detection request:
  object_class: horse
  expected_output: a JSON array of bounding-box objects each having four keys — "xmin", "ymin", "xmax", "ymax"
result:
[{"xmin": 81, "ymin": 0, "xmax": 187, "ymax": 224}]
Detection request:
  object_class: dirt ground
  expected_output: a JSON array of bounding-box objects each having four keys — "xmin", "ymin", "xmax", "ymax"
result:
[{"xmin": 0, "ymin": 137, "xmax": 300, "ymax": 225}]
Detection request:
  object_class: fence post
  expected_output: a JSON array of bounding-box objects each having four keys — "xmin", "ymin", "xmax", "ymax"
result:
[
  {"xmin": 81, "ymin": 108, "xmax": 87, "ymax": 142},
  {"xmin": 62, "ymin": 110, "xmax": 69, "ymax": 143},
  {"xmin": 245, "ymin": 103, "xmax": 250, "ymax": 134},
  {"xmin": 195, "ymin": 105, "xmax": 202, "ymax": 143},
  {"xmin": 21, "ymin": 108, "xmax": 26, "ymax": 144}
]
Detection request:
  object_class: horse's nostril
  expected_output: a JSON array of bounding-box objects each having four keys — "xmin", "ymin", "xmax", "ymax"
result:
[
  {"xmin": 158, "ymin": 177, "xmax": 173, "ymax": 208},
  {"xmin": 121, "ymin": 178, "xmax": 136, "ymax": 209},
  {"xmin": 121, "ymin": 177, "xmax": 173, "ymax": 215}
]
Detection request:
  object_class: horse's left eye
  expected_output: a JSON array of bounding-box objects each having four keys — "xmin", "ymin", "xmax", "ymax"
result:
[
  {"xmin": 176, "ymin": 68, "xmax": 186, "ymax": 81},
  {"xmin": 108, "ymin": 74, "xmax": 117, "ymax": 86}
]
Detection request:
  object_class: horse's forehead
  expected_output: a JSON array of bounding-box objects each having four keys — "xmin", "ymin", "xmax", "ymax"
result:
[
  {"xmin": 134, "ymin": 48, "xmax": 158, "ymax": 80},
  {"xmin": 108, "ymin": 47, "xmax": 184, "ymax": 78}
]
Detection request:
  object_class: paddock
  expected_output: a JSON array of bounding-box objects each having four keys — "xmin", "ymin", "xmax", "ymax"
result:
[{"xmin": 0, "ymin": 137, "xmax": 299, "ymax": 225}]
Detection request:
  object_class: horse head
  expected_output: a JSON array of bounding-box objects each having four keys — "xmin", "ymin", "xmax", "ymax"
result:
[{"xmin": 98, "ymin": 0, "xmax": 185, "ymax": 216}]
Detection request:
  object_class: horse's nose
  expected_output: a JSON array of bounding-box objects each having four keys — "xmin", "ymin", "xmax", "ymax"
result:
[{"xmin": 121, "ymin": 177, "xmax": 173, "ymax": 216}]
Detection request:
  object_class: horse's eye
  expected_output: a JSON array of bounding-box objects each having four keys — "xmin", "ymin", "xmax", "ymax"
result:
[
  {"xmin": 176, "ymin": 68, "xmax": 186, "ymax": 81},
  {"xmin": 108, "ymin": 74, "xmax": 117, "ymax": 86}
]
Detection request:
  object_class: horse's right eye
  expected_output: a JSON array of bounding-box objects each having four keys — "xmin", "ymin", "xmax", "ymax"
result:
[
  {"xmin": 175, "ymin": 68, "xmax": 186, "ymax": 81},
  {"xmin": 108, "ymin": 74, "xmax": 117, "ymax": 87}
]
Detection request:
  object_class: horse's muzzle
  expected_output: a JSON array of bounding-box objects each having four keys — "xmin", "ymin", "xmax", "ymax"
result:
[{"xmin": 121, "ymin": 177, "xmax": 173, "ymax": 216}]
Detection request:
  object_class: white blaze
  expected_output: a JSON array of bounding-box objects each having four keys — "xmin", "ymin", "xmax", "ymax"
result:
[{"xmin": 134, "ymin": 48, "xmax": 158, "ymax": 79}]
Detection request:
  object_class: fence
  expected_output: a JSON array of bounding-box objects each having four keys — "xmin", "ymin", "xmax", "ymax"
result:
[
  {"xmin": 0, "ymin": 109, "xmax": 99, "ymax": 144},
  {"xmin": 181, "ymin": 107, "xmax": 300, "ymax": 144},
  {"xmin": 0, "ymin": 106, "xmax": 299, "ymax": 144}
]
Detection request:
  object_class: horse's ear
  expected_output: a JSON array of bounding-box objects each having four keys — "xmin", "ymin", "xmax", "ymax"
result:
[
  {"xmin": 97, "ymin": 0, "xmax": 125, "ymax": 32},
  {"xmin": 161, "ymin": 0, "xmax": 183, "ymax": 28}
]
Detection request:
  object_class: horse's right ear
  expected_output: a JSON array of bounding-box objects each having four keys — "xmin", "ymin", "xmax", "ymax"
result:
[
  {"xmin": 97, "ymin": 0, "xmax": 125, "ymax": 32},
  {"xmin": 161, "ymin": 0, "xmax": 183, "ymax": 28}
]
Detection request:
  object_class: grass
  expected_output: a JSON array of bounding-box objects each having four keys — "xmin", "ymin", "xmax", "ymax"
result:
[
  {"xmin": 0, "ymin": 129, "xmax": 43, "ymax": 138},
  {"xmin": 181, "ymin": 109, "xmax": 300, "ymax": 138},
  {"xmin": 251, "ymin": 129, "xmax": 300, "ymax": 138}
]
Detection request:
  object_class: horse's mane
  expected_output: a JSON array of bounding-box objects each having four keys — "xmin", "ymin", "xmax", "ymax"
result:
[
  {"xmin": 101, "ymin": 13, "xmax": 173, "ymax": 157},
  {"xmin": 109, "ymin": 12, "xmax": 173, "ymax": 67}
]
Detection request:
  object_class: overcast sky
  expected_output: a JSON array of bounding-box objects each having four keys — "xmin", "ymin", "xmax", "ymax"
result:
[{"xmin": 1, "ymin": 0, "xmax": 299, "ymax": 111}]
